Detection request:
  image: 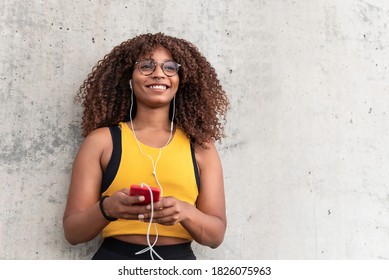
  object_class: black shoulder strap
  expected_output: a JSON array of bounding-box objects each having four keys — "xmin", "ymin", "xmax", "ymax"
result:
[
  {"xmin": 100, "ymin": 126, "xmax": 122, "ymax": 194},
  {"xmin": 190, "ymin": 142, "xmax": 201, "ymax": 191}
]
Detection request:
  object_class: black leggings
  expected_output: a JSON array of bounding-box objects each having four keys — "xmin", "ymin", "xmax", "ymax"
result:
[{"xmin": 92, "ymin": 237, "xmax": 196, "ymax": 260}]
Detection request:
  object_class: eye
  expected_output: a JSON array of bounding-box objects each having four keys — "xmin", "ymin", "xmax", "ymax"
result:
[
  {"xmin": 138, "ymin": 60, "xmax": 154, "ymax": 71},
  {"xmin": 163, "ymin": 61, "xmax": 178, "ymax": 72}
]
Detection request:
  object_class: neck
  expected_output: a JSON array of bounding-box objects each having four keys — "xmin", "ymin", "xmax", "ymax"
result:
[
  {"xmin": 130, "ymin": 107, "xmax": 173, "ymax": 151},
  {"xmin": 131, "ymin": 97, "xmax": 175, "ymax": 130},
  {"xmin": 132, "ymin": 108, "xmax": 171, "ymax": 131}
]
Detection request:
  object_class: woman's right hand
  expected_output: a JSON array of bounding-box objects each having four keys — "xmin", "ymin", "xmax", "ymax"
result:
[{"xmin": 101, "ymin": 188, "xmax": 148, "ymax": 220}]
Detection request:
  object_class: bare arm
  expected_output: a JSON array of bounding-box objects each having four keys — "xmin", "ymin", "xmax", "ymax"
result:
[
  {"xmin": 63, "ymin": 128, "xmax": 110, "ymax": 244},
  {"xmin": 63, "ymin": 128, "xmax": 146, "ymax": 245}
]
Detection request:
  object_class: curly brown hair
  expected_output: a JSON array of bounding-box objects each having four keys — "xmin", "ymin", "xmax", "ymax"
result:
[{"xmin": 77, "ymin": 33, "xmax": 229, "ymax": 147}]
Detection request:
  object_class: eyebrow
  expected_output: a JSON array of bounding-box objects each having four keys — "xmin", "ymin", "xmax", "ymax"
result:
[{"xmin": 138, "ymin": 58, "xmax": 175, "ymax": 62}]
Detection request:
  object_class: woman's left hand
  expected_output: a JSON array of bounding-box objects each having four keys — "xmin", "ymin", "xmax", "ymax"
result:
[{"xmin": 140, "ymin": 196, "xmax": 189, "ymax": 226}]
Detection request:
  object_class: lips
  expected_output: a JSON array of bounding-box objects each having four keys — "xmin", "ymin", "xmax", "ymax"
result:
[{"xmin": 146, "ymin": 83, "xmax": 170, "ymax": 92}]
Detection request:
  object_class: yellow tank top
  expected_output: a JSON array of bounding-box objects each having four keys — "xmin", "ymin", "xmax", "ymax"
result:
[{"xmin": 101, "ymin": 122, "xmax": 199, "ymax": 240}]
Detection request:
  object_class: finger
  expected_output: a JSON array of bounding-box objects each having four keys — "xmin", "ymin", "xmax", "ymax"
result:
[
  {"xmin": 121, "ymin": 213, "xmax": 142, "ymax": 220},
  {"xmin": 143, "ymin": 206, "xmax": 174, "ymax": 221},
  {"xmin": 147, "ymin": 197, "xmax": 174, "ymax": 210},
  {"xmin": 147, "ymin": 200, "xmax": 164, "ymax": 210},
  {"xmin": 123, "ymin": 194, "xmax": 145, "ymax": 206},
  {"xmin": 138, "ymin": 214, "xmax": 145, "ymax": 222},
  {"xmin": 113, "ymin": 203, "xmax": 150, "ymax": 221},
  {"xmin": 142, "ymin": 216, "xmax": 165, "ymax": 224},
  {"xmin": 155, "ymin": 215, "xmax": 179, "ymax": 226}
]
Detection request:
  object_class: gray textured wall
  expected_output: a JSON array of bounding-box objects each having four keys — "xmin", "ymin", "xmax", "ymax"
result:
[{"xmin": 1, "ymin": 0, "xmax": 389, "ymax": 259}]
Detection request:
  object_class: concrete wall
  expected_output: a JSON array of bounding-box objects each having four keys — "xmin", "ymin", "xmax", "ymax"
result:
[{"xmin": 1, "ymin": 0, "xmax": 389, "ymax": 259}]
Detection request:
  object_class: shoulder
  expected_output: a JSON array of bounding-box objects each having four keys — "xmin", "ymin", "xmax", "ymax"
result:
[
  {"xmin": 83, "ymin": 127, "xmax": 112, "ymax": 146},
  {"xmin": 73, "ymin": 126, "xmax": 118, "ymax": 172},
  {"xmin": 77, "ymin": 127, "xmax": 113, "ymax": 159},
  {"xmin": 194, "ymin": 141, "xmax": 222, "ymax": 173},
  {"xmin": 194, "ymin": 141, "xmax": 220, "ymax": 155}
]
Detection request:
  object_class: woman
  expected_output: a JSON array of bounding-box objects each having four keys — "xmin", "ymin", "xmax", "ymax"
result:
[{"xmin": 63, "ymin": 33, "xmax": 229, "ymax": 260}]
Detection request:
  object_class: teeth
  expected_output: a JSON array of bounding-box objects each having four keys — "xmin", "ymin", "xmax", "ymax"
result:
[{"xmin": 149, "ymin": 85, "xmax": 167, "ymax": 90}]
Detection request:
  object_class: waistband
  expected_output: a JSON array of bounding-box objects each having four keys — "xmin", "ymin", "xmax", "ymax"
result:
[{"xmin": 93, "ymin": 237, "xmax": 196, "ymax": 260}]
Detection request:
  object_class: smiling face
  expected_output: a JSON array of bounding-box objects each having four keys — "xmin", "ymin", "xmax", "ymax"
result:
[{"xmin": 131, "ymin": 46, "xmax": 180, "ymax": 109}]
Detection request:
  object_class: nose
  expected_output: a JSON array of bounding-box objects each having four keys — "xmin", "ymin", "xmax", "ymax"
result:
[{"xmin": 152, "ymin": 62, "xmax": 166, "ymax": 78}]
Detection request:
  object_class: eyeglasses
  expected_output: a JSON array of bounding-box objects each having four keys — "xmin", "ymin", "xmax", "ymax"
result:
[{"xmin": 135, "ymin": 60, "xmax": 181, "ymax": 77}]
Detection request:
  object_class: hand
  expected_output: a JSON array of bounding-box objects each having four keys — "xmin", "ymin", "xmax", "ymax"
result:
[
  {"xmin": 102, "ymin": 188, "xmax": 150, "ymax": 220},
  {"xmin": 140, "ymin": 196, "xmax": 189, "ymax": 226}
]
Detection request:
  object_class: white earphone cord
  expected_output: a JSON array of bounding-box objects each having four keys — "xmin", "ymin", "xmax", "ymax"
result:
[{"xmin": 129, "ymin": 80, "xmax": 175, "ymax": 260}]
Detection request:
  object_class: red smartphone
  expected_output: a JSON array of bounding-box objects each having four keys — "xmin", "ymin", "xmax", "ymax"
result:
[{"xmin": 129, "ymin": 185, "xmax": 161, "ymax": 205}]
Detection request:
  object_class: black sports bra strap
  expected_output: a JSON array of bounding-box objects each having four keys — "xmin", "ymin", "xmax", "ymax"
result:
[
  {"xmin": 100, "ymin": 126, "xmax": 122, "ymax": 194},
  {"xmin": 190, "ymin": 142, "xmax": 201, "ymax": 191}
]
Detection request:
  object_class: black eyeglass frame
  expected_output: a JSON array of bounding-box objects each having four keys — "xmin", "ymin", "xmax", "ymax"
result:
[{"xmin": 135, "ymin": 60, "xmax": 181, "ymax": 77}]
